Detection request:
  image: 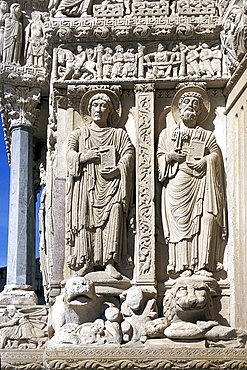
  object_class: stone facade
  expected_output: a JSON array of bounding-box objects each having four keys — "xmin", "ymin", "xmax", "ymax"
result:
[{"xmin": 0, "ymin": 0, "xmax": 247, "ymax": 368}]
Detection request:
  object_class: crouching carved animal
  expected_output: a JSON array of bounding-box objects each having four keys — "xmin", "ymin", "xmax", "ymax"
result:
[{"xmin": 48, "ymin": 277, "xmax": 101, "ymax": 338}]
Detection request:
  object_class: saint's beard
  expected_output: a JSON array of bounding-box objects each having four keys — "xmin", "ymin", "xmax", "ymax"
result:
[{"xmin": 180, "ymin": 109, "xmax": 197, "ymax": 124}]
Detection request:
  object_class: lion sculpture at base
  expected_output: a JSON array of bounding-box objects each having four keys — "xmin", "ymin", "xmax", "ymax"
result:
[{"xmin": 48, "ymin": 277, "xmax": 102, "ymax": 338}]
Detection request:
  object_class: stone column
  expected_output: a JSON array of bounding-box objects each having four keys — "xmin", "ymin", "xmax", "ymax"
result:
[
  {"xmin": 134, "ymin": 84, "xmax": 156, "ymax": 295},
  {"xmin": 0, "ymin": 85, "xmax": 40, "ymax": 305}
]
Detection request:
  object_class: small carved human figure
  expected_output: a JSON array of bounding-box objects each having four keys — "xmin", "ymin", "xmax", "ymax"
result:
[
  {"xmin": 211, "ymin": 43, "xmax": 222, "ymax": 78},
  {"xmin": 2, "ymin": 3, "xmax": 22, "ymax": 65},
  {"xmin": 102, "ymin": 47, "xmax": 113, "ymax": 79},
  {"xmin": 199, "ymin": 42, "xmax": 214, "ymax": 77},
  {"xmin": 80, "ymin": 46, "xmax": 97, "ymax": 80},
  {"xmin": 122, "ymin": 47, "xmax": 137, "ymax": 79},
  {"xmin": 185, "ymin": 43, "xmax": 201, "ymax": 77},
  {"xmin": 48, "ymin": 0, "xmax": 93, "ymax": 17},
  {"xmin": 72, "ymin": 45, "xmax": 86, "ymax": 79},
  {"xmin": 57, "ymin": 46, "xmax": 75, "ymax": 80},
  {"xmin": 220, "ymin": 19, "xmax": 239, "ymax": 74},
  {"xmin": 24, "ymin": 11, "xmax": 45, "ymax": 67},
  {"xmin": 0, "ymin": 0, "xmax": 8, "ymax": 63},
  {"xmin": 66, "ymin": 90, "xmax": 134, "ymax": 279},
  {"xmin": 157, "ymin": 86, "xmax": 226, "ymax": 277},
  {"xmin": 120, "ymin": 286, "xmax": 158, "ymax": 342},
  {"xmin": 144, "ymin": 43, "xmax": 172, "ymax": 79},
  {"xmin": 112, "ymin": 45, "xmax": 125, "ymax": 79}
]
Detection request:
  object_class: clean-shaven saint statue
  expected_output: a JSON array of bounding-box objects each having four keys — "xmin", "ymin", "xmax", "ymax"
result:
[
  {"xmin": 66, "ymin": 90, "xmax": 134, "ymax": 279},
  {"xmin": 157, "ymin": 86, "xmax": 226, "ymax": 277}
]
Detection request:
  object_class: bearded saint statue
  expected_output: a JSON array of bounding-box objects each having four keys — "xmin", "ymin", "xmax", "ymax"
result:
[
  {"xmin": 157, "ymin": 86, "xmax": 227, "ymax": 277},
  {"xmin": 66, "ymin": 90, "xmax": 134, "ymax": 279}
]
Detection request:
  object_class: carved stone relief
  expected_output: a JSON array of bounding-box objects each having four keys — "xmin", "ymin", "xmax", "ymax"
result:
[
  {"xmin": 54, "ymin": 41, "xmax": 224, "ymax": 82},
  {"xmin": 221, "ymin": 5, "xmax": 247, "ymax": 74},
  {"xmin": 48, "ymin": 0, "xmax": 218, "ymax": 18},
  {"xmin": 0, "ymin": 305, "xmax": 48, "ymax": 349},
  {"xmin": 66, "ymin": 89, "xmax": 134, "ymax": 279},
  {"xmin": 45, "ymin": 15, "xmax": 221, "ymax": 43},
  {"xmin": 1, "ymin": 0, "xmax": 246, "ymax": 363},
  {"xmin": 2, "ymin": 3, "xmax": 22, "ymax": 65},
  {"xmin": 24, "ymin": 11, "xmax": 46, "ymax": 68},
  {"xmin": 157, "ymin": 86, "xmax": 226, "ymax": 277}
]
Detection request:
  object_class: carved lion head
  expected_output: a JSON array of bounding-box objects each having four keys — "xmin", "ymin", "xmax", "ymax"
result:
[
  {"xmin": 163, "ymin": 275, "xmax": 215, "ymax": 323},
  {"xmin": 62, "ymin": 277, "xmax": 96, "ymax": 306}
]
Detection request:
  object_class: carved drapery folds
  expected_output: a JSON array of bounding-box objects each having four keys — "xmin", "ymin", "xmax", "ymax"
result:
[{"xmin": 2, "ymin": 0, "xmax": 247, "ymax": 359}]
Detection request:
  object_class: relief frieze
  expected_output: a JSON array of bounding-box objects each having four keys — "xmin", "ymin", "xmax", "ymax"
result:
[
  {"xmin": 45, "ymin": 15, "xmax": 221, "ymax": 42},
  {"xmin": 53, "ymin": 40, "xmax": 225, "ymax": 83}
]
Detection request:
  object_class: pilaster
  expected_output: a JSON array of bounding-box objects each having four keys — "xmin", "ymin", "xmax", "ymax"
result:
[
  {"xmin": 0, "ymin": 85, "xmax": 40, "ymax": 305},
  {"xmin": 134, "ymin": 83, "xmax": 156, "ymax": 294}
]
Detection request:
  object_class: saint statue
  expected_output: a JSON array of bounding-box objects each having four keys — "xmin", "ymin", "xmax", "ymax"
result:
[
  {"xmin": 0, "ymin": 0, "xmax": 8, "ymax": 63},
  {"xmin": 157, "ymin": 86, "xmax": 226, "ymax": 277},
  {"xmin": 2, "ymin": 3, "xmax": 22, "ymax": 65},
  {"xmin": 24, "ymin": 11, "xmax": 45, "ymax": 68},
  {"xmin": 66, "ymin": 90, "xmax": 134, "ymax": 279}
]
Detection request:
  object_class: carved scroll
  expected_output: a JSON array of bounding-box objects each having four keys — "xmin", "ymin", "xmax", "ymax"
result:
[{"xmin": 134, "ymin": 84, "xmax": 155, "ymax": 286}]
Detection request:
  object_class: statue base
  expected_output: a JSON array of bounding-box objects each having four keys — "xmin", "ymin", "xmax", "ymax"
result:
[
  {"xmin": 0, "ymin": 284, "xmax": 38, "ymax": 305},
  {"xmin": 85, "ymin": 271, "xmax": 131, "ymax": 296}
]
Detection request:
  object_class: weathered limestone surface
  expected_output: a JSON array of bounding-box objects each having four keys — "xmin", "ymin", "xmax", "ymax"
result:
[{"xmin": 0, "ymin": 0, "xmax": 247, "ymax": 367}]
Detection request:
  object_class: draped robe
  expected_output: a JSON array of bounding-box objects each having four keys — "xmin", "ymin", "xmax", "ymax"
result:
[
  {"xmin": 66, "ymin": 125, "xmax": 134, "ymax": 270},
  {"xmin": 157, "ymin": 124, "xmax": 226, "ymax": 274}
]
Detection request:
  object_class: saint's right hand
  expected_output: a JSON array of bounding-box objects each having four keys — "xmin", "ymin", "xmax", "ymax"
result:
[
  {"xmin": 167, "ymin": 149, "xmax": 186, "ymax": 164},
  {"xmin": 81, "ymin": 148, "xmax": 100, "ymax": 163}
]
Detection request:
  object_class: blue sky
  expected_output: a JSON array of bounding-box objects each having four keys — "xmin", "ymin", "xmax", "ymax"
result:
[
  {"xmin": 0, "ymin": 115, "xmax": 41, "ymax": 268},
  {"xmin": 0, "ymin": 115, "xmax": 9, "ymax": 267}
]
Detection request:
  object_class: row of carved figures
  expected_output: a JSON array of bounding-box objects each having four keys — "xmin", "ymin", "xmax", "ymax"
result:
[
  {"xmin": 0, "ymin": 2, "xmax": 245, "ymax": 77},
  {"xmin": 0, "ymin": 1, "xmax": 47, "ymax": 67},
  {"xmin": 55, "ymin": 41, "xmax": 223, "ymax": 82}
]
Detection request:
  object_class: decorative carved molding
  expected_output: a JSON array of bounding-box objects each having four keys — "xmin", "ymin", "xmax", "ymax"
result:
[
  {"xmin": 44, "ymin": 348, "xmax": 247, "ymax": 369},
  {"xmin": 1, "ymin": 350, "xmax": 44, "ymax": 370},
  {"xmin": 135, "ymin": 84, "xmax": 155, "ymax": 279},
  {"xmin": 0, "ymin": 64, "xmax": 49, "ymax": 86},
  {"xmin": 45, "ymin": 15, "xmax": 221, "ymax": 42},
  {"xmin": 53, "ymin": 88, "xmax": 67, "ymax": 109},
  {"xmin": 48, "ymin": 0, "xmax": 218, "ymax": 19}
]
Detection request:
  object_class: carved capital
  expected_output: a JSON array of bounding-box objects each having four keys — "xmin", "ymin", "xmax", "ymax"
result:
[
  {"xmin": 134, "ymin": 83, "xmax": 155, "ymax": 93},
  {"xmin": 3, "ymin": 85, "xmax": 40, "ymax": 128},
  {"xmin": 54, "ymin": 88, "xmax": 67, "ymax": 109}
]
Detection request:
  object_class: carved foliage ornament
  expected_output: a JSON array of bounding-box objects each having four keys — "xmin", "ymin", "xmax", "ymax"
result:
[
  {"xmin": 3, "ymin": 85, "xmax": 41, "ymax": 127},
  {"xmin": 135, "ymin": 84, "xmax": 154, "ymax": 277}
]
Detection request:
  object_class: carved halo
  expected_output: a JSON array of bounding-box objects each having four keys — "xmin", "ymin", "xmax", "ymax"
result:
[
  {"xmin": 80, "ymin": 89, "xmax": 122, "ymax": 127},
  {"xmin": 172, "ymin": 86, "xmax": 210, "ymax": 125}
]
